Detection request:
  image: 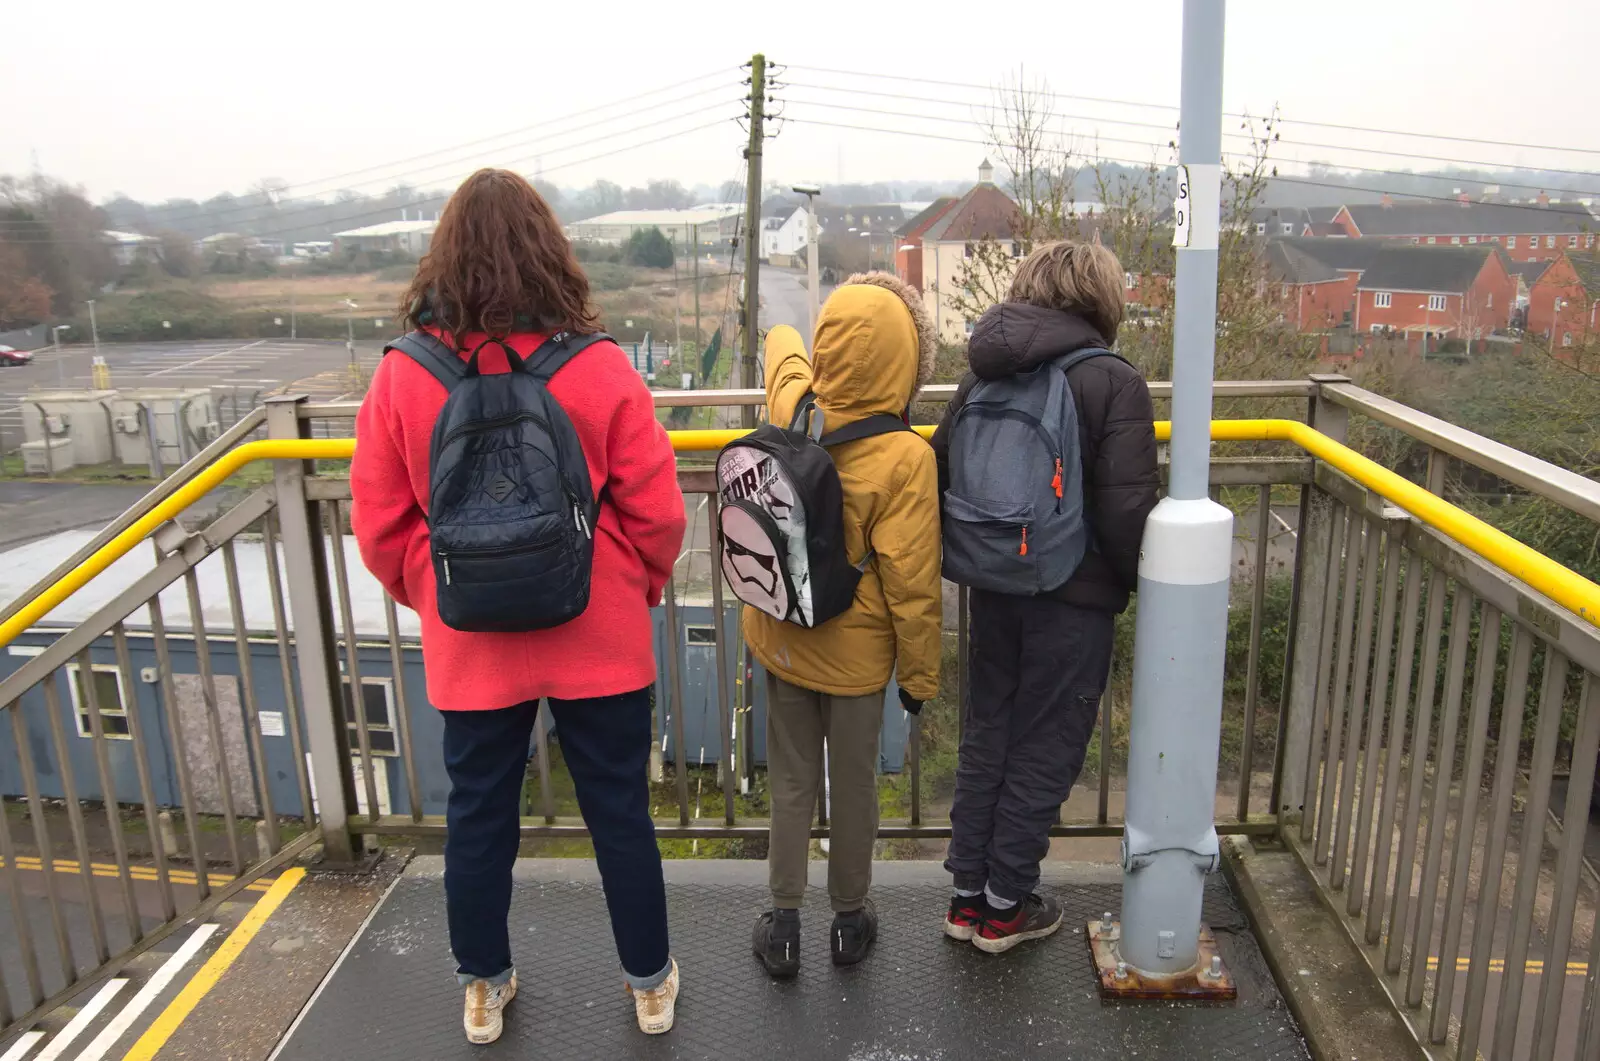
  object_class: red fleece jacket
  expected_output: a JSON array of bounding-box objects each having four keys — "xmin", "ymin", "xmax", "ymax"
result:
[{"xmin": 350, "ymin": 328, "xmax": 685, "ymax": 711}]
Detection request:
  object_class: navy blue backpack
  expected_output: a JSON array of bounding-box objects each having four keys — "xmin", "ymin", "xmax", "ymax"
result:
[{"xmin": 385, "ymin": 330, "xmax": 612, "ymax": 632}]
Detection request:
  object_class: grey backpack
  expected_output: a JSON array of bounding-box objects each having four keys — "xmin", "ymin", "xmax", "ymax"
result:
[{"xmin": 941, "ymin": 349, "xmax": 1115, "ymax": 594}]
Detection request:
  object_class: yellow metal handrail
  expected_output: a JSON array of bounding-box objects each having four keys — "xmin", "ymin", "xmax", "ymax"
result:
[{"xmin": 2, "ymin": 419, "xmax": 1596, "ymax": 652}]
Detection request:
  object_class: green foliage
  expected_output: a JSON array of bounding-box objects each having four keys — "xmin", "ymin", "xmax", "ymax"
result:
[{"xmin": 624, "ymin": 227, "xmax": 674, "ymax": 270}]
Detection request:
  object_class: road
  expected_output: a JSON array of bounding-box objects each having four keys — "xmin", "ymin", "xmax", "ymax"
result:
[
  {"xmin": 758, "ymin": 265, "xmax": 821, "ymax": 339},
  {"xmin": 0, "ymin": 339, "xmax": 386, "ymax": 453}
]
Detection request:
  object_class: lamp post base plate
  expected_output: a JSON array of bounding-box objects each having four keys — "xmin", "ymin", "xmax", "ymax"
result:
[{"xmin": 1086, "ymin": 921, "xmax": 1237, "ymax": 1002}]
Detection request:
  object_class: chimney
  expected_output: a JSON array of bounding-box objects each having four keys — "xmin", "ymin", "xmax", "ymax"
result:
[
  {"xmin": 1380, "ymin": 193, "xmax": 1393, "ymax": 209},
  {"xmin": 1458, "ymin": 193, "xmax": 1470, "ymax": 206},
  {"xmin": 1537, "ymin": 191, "xmax": 1550, "ymax": 206},
  {"xmin": 978, "ymin": 158, "xmax": 994, "ymax": 185}
]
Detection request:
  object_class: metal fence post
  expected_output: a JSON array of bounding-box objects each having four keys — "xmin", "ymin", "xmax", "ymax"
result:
[
  {"xmin": 1274, "ymin": 375, "xmax": 1350, "ymax": 828},
  {"xmin": 264, "ymin": 395, "xmax": 357, "ymax": 864}
]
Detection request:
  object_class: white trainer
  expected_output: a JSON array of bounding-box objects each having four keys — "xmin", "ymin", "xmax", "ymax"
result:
[
  {"xmin": 463, "ymin": 972, "xmax": 517, "ymax": 1045},
  {"xmin": 626, "ymin": 958, "xmax": 679, "ymax": 1035}
]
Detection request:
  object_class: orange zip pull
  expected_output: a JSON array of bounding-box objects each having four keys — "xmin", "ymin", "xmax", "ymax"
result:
[
  {"xmin": 1020, "ymin": 527, "xmax": 1029, "ymax": 556},
  {"xmin": 1052, "ymin": 458, "xmax": 1063, "ymax": 499}
]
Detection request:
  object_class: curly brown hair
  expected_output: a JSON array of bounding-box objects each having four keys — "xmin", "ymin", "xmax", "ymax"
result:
[{"xmin": 400, "ymin": 168, "xmax": 599, "ymax": 337}]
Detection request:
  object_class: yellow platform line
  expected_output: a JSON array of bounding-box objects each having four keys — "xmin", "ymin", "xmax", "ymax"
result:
[
  {"xmin": 0, "ymin": 856, "xmax": 273, "ymax": 892},
  {"xmin": 121, "ymin": 866, "xmax": 306, "ymax": 1061},
  {"xmin": 1424, "ymin": 956, "xmax": 1589, "ymax": 975}
]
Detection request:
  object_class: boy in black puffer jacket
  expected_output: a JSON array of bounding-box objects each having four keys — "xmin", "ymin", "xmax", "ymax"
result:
[{"xmin": 930, "ymin": 241, "xmax": 1159, "ymax": 953}]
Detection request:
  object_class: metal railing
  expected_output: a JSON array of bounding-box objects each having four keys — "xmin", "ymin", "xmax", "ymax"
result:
[{"xmin": 0, "ymin": 377, "xmax": 1594, "ymax": 1057}]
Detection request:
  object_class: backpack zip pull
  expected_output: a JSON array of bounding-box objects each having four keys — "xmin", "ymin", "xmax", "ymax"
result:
[
  {"xmin": 1020, "ymin": 527, "xmax": 1029, "ymax": 557},
  {"xmin": 442, "ymin": 556, "xmax": 453, "ymax": 585},
  {"xmin": 1052, "ymin": 457, "xmax": 1063, "ymax": 499}
]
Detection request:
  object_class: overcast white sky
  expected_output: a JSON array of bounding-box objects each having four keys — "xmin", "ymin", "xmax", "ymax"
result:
[{"xmin": 5, "ymin": 0, "xmax": 1598, "ymax": 205}]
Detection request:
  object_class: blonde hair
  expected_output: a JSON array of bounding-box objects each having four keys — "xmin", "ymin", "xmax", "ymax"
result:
[{"xmin": 1007, "ymin": 241, "xmax": 1126, "ymax": 344}]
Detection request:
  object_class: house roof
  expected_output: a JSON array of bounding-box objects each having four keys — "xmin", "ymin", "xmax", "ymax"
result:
[
  {"xmin": 1354, "ymin": 244, "xmax": 1498, "ymax": 294},
  {"xmin": 814, "ymin": 204, "xmax": 905, "ymax": 234},
  {"xmin": 1305, "ymin": 221, "xmax": 1346, "ymax": 237},
  {"xmin": 102, "ymin": 230, "xmax": 158, "ymax": 245},
  {"xmin": 569, "ymin": 206, "xmax": 739, "ymax": 229},
  {"xmin": 1272, "ymin": 236, "xmax": 1387, "ymax": 275},
  {"xmin": 924, "ymin": 182, "xmax": 1022, "ymax": 243},
  {"xmin": 1509, "ymin": 259, "xmax": 1553, "ymax": 287},
  {"xmin": 1339, "ymin": 200, "xmax": 1595, "ymax": 237},
  {"xmin": 1266, "ymin": 240, "xmax": 1342, "ymax": 284},
  {"xmin": 332, "ymin": 219, "xmax": 437, "ymax": 238},
  {"xmin": 894, "ymin": 197, "xmax": 958, "ymax": 239}
]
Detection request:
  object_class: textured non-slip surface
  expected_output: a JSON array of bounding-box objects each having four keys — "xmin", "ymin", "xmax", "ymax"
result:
[{"xmin": 277, "ymin": 860, "xmax": 1308, "ymax": 1061}]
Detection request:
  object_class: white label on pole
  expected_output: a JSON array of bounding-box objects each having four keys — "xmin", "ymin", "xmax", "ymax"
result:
[
  {"xmin": 258, "ymin": 711, "xmax": 286, "ymax": 737},
  {"xmin": 1173, "ymin": 163, "xmax": 1223, "ymax": 251}
]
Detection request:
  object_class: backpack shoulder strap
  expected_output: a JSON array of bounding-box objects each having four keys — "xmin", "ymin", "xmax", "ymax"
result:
[
  {"xmin": 385, "ymin": 331, "xmax": 467, "ymax": 392},
  {"xmin": 525, "ymin": 331, "xmax": 616, "ymax": 384},
  {"xmin": 820, "ymin": 413, "xmax": 914, "ymax": 448},
  {"xmin": 1054, "ymin": 347, "xmax": 1126, "ymax": 374}
]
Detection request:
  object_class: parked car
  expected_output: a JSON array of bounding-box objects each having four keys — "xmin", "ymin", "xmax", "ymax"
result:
[{"xmin": 0, "ymin": 345, "xmax": 32, "ymax": 367}]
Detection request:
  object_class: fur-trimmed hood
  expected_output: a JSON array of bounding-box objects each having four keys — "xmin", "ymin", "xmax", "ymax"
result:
[{"xmin": 842, "ymin": 271, "xmax": 937, "ymax": 390}]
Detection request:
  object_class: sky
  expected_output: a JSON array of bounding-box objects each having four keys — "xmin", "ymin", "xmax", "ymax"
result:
[{"xmin": 5, "ymin": 0, "xmax": 1599, "ymax": 206}]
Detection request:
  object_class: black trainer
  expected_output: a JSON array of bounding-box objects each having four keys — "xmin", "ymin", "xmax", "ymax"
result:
[
  {"xmin": 972, "ymin": 892, "xmax": 1063, "ymax": 954},
  {"xmin": 831, "ymin": 899, "xmax": 878, "ymax": 966},
  {"xmin": 945, "ymin": 893, "xmax": 986, "ymax": 942},
  {"xmin": 752, "ymin": 909, "xmax": 800, "ymax": 979}
]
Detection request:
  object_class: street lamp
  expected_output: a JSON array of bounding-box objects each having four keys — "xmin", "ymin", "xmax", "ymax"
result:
[
  {"xmin": 51, "ymin": 325, "xmax": 71, "ymax": 388},
  {"xmin": 86, "ymin": 300, "xmax": 100, "ymax": 356},
  {"xmin": 1550, "ymin": 297, "xmax": 1568, "ymax": 346},
  {"xmin": 792, "ymin": 184, "xmax": 822, "ymax": 335},
  {"xmin": 342, "ymin": 299, "xmax": 359, "ymax": 379}
]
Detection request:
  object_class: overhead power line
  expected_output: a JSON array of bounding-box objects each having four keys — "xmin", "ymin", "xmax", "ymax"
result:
[
  {"xmin": 0, "ymin": 77, "xmax": 744, "ymax": 236},
  {"xmin": 781, "ymin": 116, "xmax": 1600, "ymax": 220},
  {"xmin": 782, "ymin": 81, "xmax": 1600, "ymax": 184},
  {"xmin": 777, "ymin": 97, "xmax": 1600, "ymax": 200},
  {"xmin": 786, "ymin": 63, "xmax": 1600, "ymax": 158}
]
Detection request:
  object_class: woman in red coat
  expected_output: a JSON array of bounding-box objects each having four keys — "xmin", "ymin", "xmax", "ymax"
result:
[{"xmin": 351, "ymin": 169, "xmax": 686, "ymax": 1045}]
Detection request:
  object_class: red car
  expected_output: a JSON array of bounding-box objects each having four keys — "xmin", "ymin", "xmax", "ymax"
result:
[{"xmin": 0, "ymin": 345, "xmax": 33, "ymax": 367}]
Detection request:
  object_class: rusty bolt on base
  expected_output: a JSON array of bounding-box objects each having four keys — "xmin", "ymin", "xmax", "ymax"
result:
[{"xmin": 1086, "ymin": 920, "xmax": 1238, "ymax": 1002}]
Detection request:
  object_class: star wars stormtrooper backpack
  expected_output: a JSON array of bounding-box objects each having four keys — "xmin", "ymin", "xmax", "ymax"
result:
[{"xmin": 716, "ymin": 395, "xmax": 912, "ymax": 627}]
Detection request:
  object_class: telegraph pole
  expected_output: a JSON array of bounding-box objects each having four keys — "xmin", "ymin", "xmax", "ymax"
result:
[
  {"xmin": 740, "ymin": 53, "xmax": 766, "ymax": 428},
  {"xmin": 1092, "ymin": 0, "xmax": 1237, "ymax": 1000}
]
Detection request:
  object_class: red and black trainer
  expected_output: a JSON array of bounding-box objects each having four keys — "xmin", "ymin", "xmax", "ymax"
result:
[
  {"xmin": 972, "ymin": 892, "xmax": 1064, "ymax": 954},
  {"xmin": 944, "ymin": 894, "xmax": 985, "ymax": 942}
]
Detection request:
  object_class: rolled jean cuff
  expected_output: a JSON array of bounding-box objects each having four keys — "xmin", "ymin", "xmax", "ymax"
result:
[
  {"xmin": 624, "ymin": 957, "xmax": 673, "ymax": 993},
  {"xmin": 456, "ymin": 965, "xmax": 515, "ymax": 988},
  {"xmin": 950, "ymin": 871, "xmax": 988, "ymax": 895}
]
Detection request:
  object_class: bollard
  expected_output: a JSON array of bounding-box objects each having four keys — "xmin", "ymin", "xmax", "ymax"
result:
[{"xmin": 159, "ymin": 810, "xmax": 180, "ymax": 858}]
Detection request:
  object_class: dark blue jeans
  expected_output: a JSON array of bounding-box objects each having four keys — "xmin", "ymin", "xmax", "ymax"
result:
[{"xmin": 442, "ymin": 688, "xmax": 671, "ymax": 990}]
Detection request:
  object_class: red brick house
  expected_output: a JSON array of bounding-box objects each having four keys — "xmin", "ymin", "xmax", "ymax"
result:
[
  {"xmin": 1528, "ymin": 253, "xmax": 1600, "ymax": 347},
  {"xmin": 1329, "ymin": 197, "xmax": 1595, "ymax": 263},
  {"xmin": 1353, "ymin": 244, "xmax": 1516, "ymax": 343},
  {"xmin": 1263, "ymin": 238, "xmax": 1387, "ymax": 332},
  {"xmin": 893, "ymin": 197, "xmax": 957, "ymax": 290}
]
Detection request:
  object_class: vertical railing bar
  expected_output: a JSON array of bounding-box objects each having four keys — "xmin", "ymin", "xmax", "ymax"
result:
[
  {"xmin": 1365, "ymin": 550, "xmax": 1424, "ymax": 944},
  {"xmin": 223, "ymin": 541, "xmax": 280, "ymax": 855},
  {"xmin": 1331, "ymin": 520, "xmax": 1383, "ymax": 886},
  {"xmin": 0, "ymin": 921, "xmax": 14, "ymax": 1025},
  {"xmin": 1300, "ymin": 504, "xmax": 1347, "ymax": 842},
  {"xmin": 909, "ymin": 710, "xmax": 922, "ymax": 828},
  {"xmin": 662, "ymin": 570, "xmax": 691, "ymax": 828},
  {"xmin": 1457, "ymin": 624, "xmax": 1534, "ymax": 1060},
  {"xmin": 1406, "ymin": 583, "xmax": 1473, "ymax": 1006},
  {"xmin": 147, "ymin": 591, "xmax": 210, "ymax": 901},
  {"xmin": 0, "ymin": 760, "xmax": 45, "ymax": 1006},
  {"xmin": 113, "ymin": 623, "xmax": 176, "ymax": 922},
  {"xmin": 1576, "ymin": 911, "xmax": 1600, "ymax": 1061},
  {"xmin": 324, "ymin": 502, "xmax": 380, "ymax": 823},
  {"xmin": 1316, "ymin": 513, "xmax": 1366, "ymax": 864},
  {"xmin": 706, "ymin": 491, "xmax": 737, "ymax": 827},
  {"xmin": 182, "ymin": 569, "xmax": 244, "ymax": 874},
  {"xmin": 1346, "ymin": 533, "xmax": 1403, "ymax": 912},
  {"xmin": 1270, "ymin": 482, "xmax": 1314, "ymax": 827},
  {"xmin": 534, "ymin": 703, "xmax": 555, "ymax": 825},
  {"xmin": 1385, "ymin": 565, "xmax": 1447, "ymax": 974},
  {"xmin": 41, "ymin": 672, "xmax": 109, "ymax": 965},
  {"xmin": 1237, "ymin": 483, "xmax": 1272, "ymax": 822},
  {"xmin": 9, "ymin": 699, "xmax": 76, "ymax": 984},
  {"xmin": 1530, "ymin": 673, "xmax": 1600, "ymax": 1061},
  {"xmin": 957, "ymin": 585, "xmax": 969, "ymax": 746},
  {"xmin": 262, "ymin": 512, "xmax": 315, "ymax": 826},
  {"xmin": 382, "ymin": 596, "xmax": 424, "ymax": 825},
  {"xmin": 75, "ymin": 646, "xmax": 142, "ymax": 949},
  {"xmin": 1429, "ymin": 602, "xmax": 1502, "ymax": 1044},
  {"xmin": 1098, "ymin": 639, "xmax": 1114, "ymax": 826},
  {"xmin": 1492, "ymin": 650, "xmax": 1568, "ymax": 1060}
]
